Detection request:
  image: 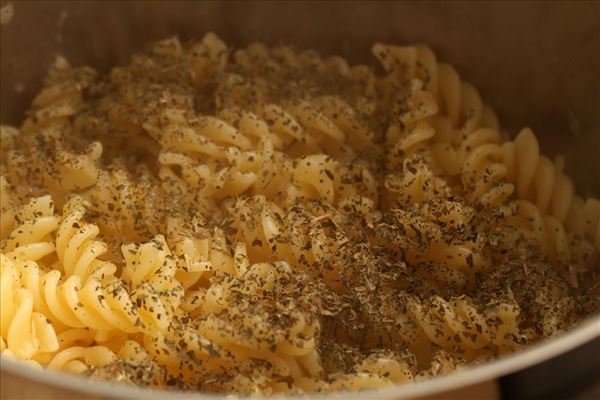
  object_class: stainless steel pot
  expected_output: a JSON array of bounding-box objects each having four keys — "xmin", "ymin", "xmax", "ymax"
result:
[{"xmin": 1, "ymin": 2, "xmax": 599, "ymax": 399}]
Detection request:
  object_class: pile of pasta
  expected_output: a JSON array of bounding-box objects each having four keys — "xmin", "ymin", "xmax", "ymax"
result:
[{"xmin": 1, "ymin": 33, "xmax": 599, "ymax": 395}]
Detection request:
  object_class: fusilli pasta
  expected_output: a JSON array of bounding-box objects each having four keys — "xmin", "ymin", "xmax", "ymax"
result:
[{"xmin": 0, "ymin": 33, "xmax": 598, "ymax": 396}]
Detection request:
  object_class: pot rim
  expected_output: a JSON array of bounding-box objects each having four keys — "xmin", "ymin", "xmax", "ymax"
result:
[{"xmin": 2, "ymin": 314, "xmax": 599, "ymax": 399}]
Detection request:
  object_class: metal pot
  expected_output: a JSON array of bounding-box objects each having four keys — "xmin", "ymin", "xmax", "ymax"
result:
[{"xmin": 1, "ymin": 2, "xmax": 599, "ymax": 399}]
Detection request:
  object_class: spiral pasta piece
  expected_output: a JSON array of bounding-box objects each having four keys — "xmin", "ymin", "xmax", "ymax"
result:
[
  {"xmin": 374, "ymin": 203, "xmax": 485, "ymax": 284},
  {"xmin": 225, "ymin": 195, "xmax": 351, "ymax": 291},
  {"xmin": 458, "ymin": 128, "xmax": 515, "ymax": 207},
  {"xmin": 289, "ymin": 154, "xmax": 378, "ymax": 206},
  {"xmin": 167, "ymin": 222, "xmax": 238, "ymax": 292},
  {"xmin": 383, "ymin": 153, "xmax": 451, "ymax": 208},
  {"xmin": 6, "ymin": 235, "xmax": 181, "ymax": 335},
  {"xmin": 407, "ymin": 294, "xmax": 524, "ymax": 352},
  {"xmin": 1, "ymin": 255, "xmax": 60, "ymax": 360},
  {"xmin": 47, "ymin": 345, "xmax": 116, "ymax": 374},
  {"xmin": 220, "ymin": 42, "xmax": 377, "ymax": 158},
  {"xmin": 361, "ymin": 290, "xmax": 525, "ymax": 363},
  {"xmin": 55, "ymin": 197, "xmax": 115, "ymax": 279},
  {"xmin": 373, "ymin": 44, "xmax": 458, "ymax": 210},
  {"xmin": 233, "ymin": 40, "xmax": 376, "ymax": 99},
  {"xmin": 499, "ymin": 129, "xmax": 600, "ymax": 262},
  {"xmin": 506, "ymin": 129, "xmax": 575, "ymax": 222},
  {"xmin": 1, "ymin": 196, "xmax": 59, "ymax": 263},
  {"xmin": 122, "ymin": 235, "xmax": 179, "ymax": 290},
  {"xmin": 508, "ymin": 200, "xmax": 597, "ymax": 266},
  {"xmin": 140, "ymin": 259, "xmax": 324, "ymax": 391},
  {"xmin": 158, "ymin": 151, "xmax": 257, "ymax": 201},
  {"xmin": 373, "ymin": 43, "xmax": 498, "ymax": 133},
  {"xmin": 5, "ymin": 59, "xmax": 102, "ymax": 199},
  {"xmin": 81, "ymin": 166, "xmax": 182, "ymax": 247},
  {"xmin": 21, "ymin": 57, "xmax": 95, "ymax": 132}
]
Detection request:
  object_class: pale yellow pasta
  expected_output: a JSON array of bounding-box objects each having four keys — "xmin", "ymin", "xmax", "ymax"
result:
[
  {"xmin": 460, "ymin": 129, "xmax": 515, "ymax": 206},
  {"xmin": 55, "ymin": 197, "xmax": 115, "ymax": 279},
  {"xmin": 15, "ymin": 261, "xmax": 165, "ymax": 334},
  {"xmin": 225, "ymin": 195, "xmax": 352, "ymax": 290},
  {"xmin": 159, "ymin": 151, "xmax": 257, "ymax": 200},
  {"xmin": 56, "ymin": 328, "xmax": 95, "ymax": 350},
  {"xmin": 383, "ymin": 154, "xmax": 451, "ymax": 208},
  {"xmin": 1, "ymin": 255, "xmax": 60, "ymax": 360},
  {"xmin": 225, "ymin": 196, "xmax": 285, "ymax": 262},
  {"xmin": 220, "ymin": 44, "xmax": 376, "ymax": 159},
  {"xmin": 289, "ymin": 155, "xmax": 340, "ymax": 204},
  {"xmin": 256, "ymin": 103, "xmax": 319, "ymax": 151},
  {"xmin": 3, "ymin": 221, "xmax": 180, "ymax": 337},
  {"xmin": 0, "ymin": 349, "xmax": 45, "ymax": 370},
  {"xmin": 47, "ymin": 345, "xmax": 116, "ymax": 374},
  {"xmin": 139, "ymin": 258, "xmax": 324, "ymax": 393},
  {"xmin": 509, "ymin": 128, "xmax": 575, "ymax": 221},
  {"xmin": 374, "ymin": 205, "xmax": 485, "ymax": 285},
  {"xmin": 1, "ymin": 196, "xmax": 59, "ymax": 263},
  {"xmin": 167, "ymin": 223, "xmax": 237, "ymax": 292},
  {"xmin": 330, "ymin": 363, "xmax": 413, "ymax": 391},
  {"xmin": 407, "ymin": 294, "xmax": 523, "ymax": 352},
  {"xmin": 121, "ymin": 235, "xmax": 179, "ymax": 290},
  {"xmin": 83, "ymin": 167, "xmax": 169, "ymax": 243},
  {"xmin": 189, "ymin": 32, "xmax": 228, "ymax": 88},
  {"xmin": 311, "ymin": 96, "xmax": 375, "ymax": 149},
  {"xmin": 386, "ymin": 122, "xmax": 435, "ymax": 168},
  {"xmin": 373, "ymin": 43, "xmax": 498, "ymax": 133},
  {"xmin": 0, "ymin": 174, "xmax": 19, "ymax": 239},
  {"xmin": 1, "ymin": 33, "xmax": 598, "ymax": 396},
  {"xmin": 5, "ymin": 61, "xmax": 103, "ymax": 201}
]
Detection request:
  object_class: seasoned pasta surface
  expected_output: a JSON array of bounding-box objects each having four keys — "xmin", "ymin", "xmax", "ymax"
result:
[{"xmin": 1, "ymin": 33, "xmax": 599, "ymax": 395}]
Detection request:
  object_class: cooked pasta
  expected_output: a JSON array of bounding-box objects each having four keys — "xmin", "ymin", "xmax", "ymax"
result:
[
  {"xmin": 4, "ymin": 58, "xmax": 103, "ymax": 204},
  {"xmin": 1, "ymin": 255, "xmax": 60, "ymax": 360},
  {"xmin": 2, "ymin": 195, "xmax": 59, "ymax": 263},
  {"xmin": 0, "ymin": 33, "xmax": 598, "ymax": 395}
]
